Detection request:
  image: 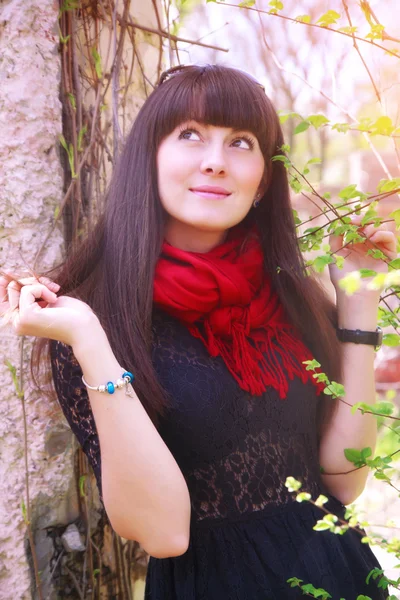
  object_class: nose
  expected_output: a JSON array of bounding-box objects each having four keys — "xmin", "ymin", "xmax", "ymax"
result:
[{"xmin": 199, "ymin": 143, "xmax": 227, "ymax": 176}]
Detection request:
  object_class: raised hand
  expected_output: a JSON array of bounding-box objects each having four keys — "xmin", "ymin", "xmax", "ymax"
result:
[{"xmin": 0, "ymin": 270, "xmax": 99, "ymax": 347}]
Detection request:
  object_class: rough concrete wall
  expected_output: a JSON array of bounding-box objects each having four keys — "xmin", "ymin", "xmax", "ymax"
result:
[{"xmin": 0, "ymin": 1, "xmax": 75, "ymax": 599}]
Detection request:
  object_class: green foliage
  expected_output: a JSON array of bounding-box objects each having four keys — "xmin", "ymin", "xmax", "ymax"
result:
[
  {"xmin": 91, "ymin": 47, "xmax": 102, "ymax": 79},
  {"xmin": 77, "ymin": 125, "xmax": 87, "ymax": 153},
  {"xmin": 316, "ymin": 10, "xmax": 341, "ymax": 28},
  {"xmin": 79, "ymin": 475, "xmax": 87, "ymax": 498},
  {"xmin": 389, "ymin": 209, "xmax": 400, "ymax": 230},
  {"xmin": 268, "ymin": 0, "xmax": 283, "ymax": 14},
  {"xmin": 59, "ymin": 0, "xmax": 79, "ymax": 15},
  {"xmin": 59, "ymin": 134, "xmax": 77, "ymax": 178},
  {"xmin": 295, "ymin": 14, "xmax": 311, "ymax": 23}
]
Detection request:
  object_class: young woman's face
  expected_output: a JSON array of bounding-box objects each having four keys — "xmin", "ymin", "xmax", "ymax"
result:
[{"xmin": 156, "ymin": 120, "xmax": 266, "ymax": 252}]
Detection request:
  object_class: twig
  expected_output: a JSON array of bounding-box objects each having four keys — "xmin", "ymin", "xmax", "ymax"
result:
[
  {"xmin": 33, "ymin": 82, "xmax": 103, "ymax": 270},
  {"xmin": 117, "ymin": 15, "xmax": 229, "ymax": 52},
  {"xmin": 256, "ymin": 12, "xmax": 394, "ymax": 181},
  {"xmin": 342, "ymin": 0, "xmax": 381, "ymax": 103},
  {"xmin": 215, "ymin": 1, "xmax": 400, "ymax": 59},
  {"xmin": 65, "ymin": 565, "xmax": 84, "ymax": 600}
]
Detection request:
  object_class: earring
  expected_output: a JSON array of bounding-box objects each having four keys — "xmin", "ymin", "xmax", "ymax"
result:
[{"xmin": 253, "ymin": 193, "xmax": 261, "ymax": 208}]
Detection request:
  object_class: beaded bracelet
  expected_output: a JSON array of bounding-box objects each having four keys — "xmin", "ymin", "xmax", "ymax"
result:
[{"xmin": 82, "ymin": 371, "xmax": 135, "ymax": 397}]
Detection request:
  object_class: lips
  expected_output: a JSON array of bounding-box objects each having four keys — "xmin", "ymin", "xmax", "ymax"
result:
[{"xmin": 189, "ymin": 186, "xmax": 232, "ymax": 196}]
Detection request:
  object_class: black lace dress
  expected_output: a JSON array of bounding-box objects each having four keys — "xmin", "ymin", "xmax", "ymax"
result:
[{"xmin": 50, "ymin": 308, "xmax": 388, "ymax": 600}]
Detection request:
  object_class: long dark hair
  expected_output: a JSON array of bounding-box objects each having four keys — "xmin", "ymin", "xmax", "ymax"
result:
[{"xmin": 32, "ymin": 64, "xmax": 342, "ymax": 444}]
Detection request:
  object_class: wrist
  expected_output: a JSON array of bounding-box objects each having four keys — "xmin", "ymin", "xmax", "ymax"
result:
[
  {"xmin": 336, "ymin": 292, "xmax": 379, "ymax": 330},
  {"xmin": 71, "ymin": 316, "xmax": 110, "ymax": 357}
]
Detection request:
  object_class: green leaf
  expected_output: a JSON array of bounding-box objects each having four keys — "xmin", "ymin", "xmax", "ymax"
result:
[
  {"xmin": 21, "ymin": 497, "xmax": 28, "ymax": 523},
  {"xmin": 359, "ymin": 269, "xmax": 377, "ymax": 278},
  {"xmin": 269, "ymin": 0, "xmax": 283, "ymax": 9},
  {"xmin": 285, "ymin": 476, "xmax": 302, "ymax": 492},
  {"xmin": 338, "ymin": 184, "xmax": 363, "ymax": 200},
  {"xmin": 383, "ymin": 333, "xmax": 400, "ymax": 347},
  {"xmin": 289, "ymin": 177, "xmax": 302, "ymax": 193},
  {"xmin": 294, "ymin": 121, "xmax": 310, "ymax": 134},
  {"xmin": 59, "ymin": 134, "xmax": 68, "ymax": 152},
  {"xmin": 313, "ymin": 254, "xmax": 334, "ymax": 273},
  {"xmin": 316, "ymin": 9, "xmax": 341, "ymax": 27},
  {"xmin": 345, "ymin": 448, "xmax": 361, "ymax": 463},
  {"xmin": 278, "ymin": 111, "xmax": 302, "ymax": 124},
  {"xmin": 295, "ymin": 14, "xmax": 311, "ymax": 23},
  {"xmin": 389, "ymin": 208, "xmax": 400, "ymax": 230},
  {"xmin": 238, "ymin": 0, "xmax": 255, "ymax": 6},
  {"xmin": 303, "ymin": 359, "xmax": 321, "ymax": 370},
  {"xmin": 361, "ymin": 447, "xmax": 372, "ymax": 460},
  {"xmin": 371, "ymin": 116, "xmax": 395, "ymax": 136},
  {"xmin": 389, "ymin": 258, "xmax": 400, "ymax": 269},
  {"xmin": 315, "ymin": 494, "xmax": 328, "ymax": 507},
  {"xmin": 332, "ymin": 122, "xmax": 350, "ymax": 133},
  {"xmin": 91, "ymin": 47, "xmax": 103, "ymax": 79},
  {"xmin": 306, "ymin": 158, "xmax": 322, "ymax": 165},
  {"xmin": 329, "ymin": 382, "xmax": 345, "ymax": 397},
  {"xmin": 337, "ymin": 271, "xmax": 362, "ymax": 295},
  {"xmin": 366, "ymin": 24, "xmax": 385, "ymax": 40},
  {"xmin": 377, "ymin": 178, "xmax": 400, "ymax": 193},
  {"xmin": 313, "ymin": 521, "xmax": 332, "ymax": 531},
  {"xmin": 338, "ymin": 26, "xmax": 358, "ymax": 34},
  {"xmin": 67, "ymin": 93, "xmax": 76, "ymax": 110},
  {"xmin": 77, "ymin": 125, "xmax": 87, "ymax": 152},
  {"xmin": 79, "ymin": 475, "xmax": 87, "ymax": 498},
  {"xmin": 335, "ymin": 255, "xmax": 344, "ymax": 269},
  {"xmin": 308, "ymin": 114, "xmax": 330, "ymax": 129},
  {"xmin": 296, "ymin": 492, "xmax": 311, "ymax": 502}
]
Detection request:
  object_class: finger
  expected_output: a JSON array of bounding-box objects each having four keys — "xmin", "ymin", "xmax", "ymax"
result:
[
  {"xmin": 0, "ymin": 275, "xmax": 11, "ymax": 306},
  {"xmin": 10, "ymin": 275, "xmax": 61, "ymax": 292},
  {"xmin": 362, "ymin": 223, "xmax": 389, "ymax": 238},
  {"xmin": 7, "ymin": 280, "xmax": 21, "ymax": 311},
  {"xmin": 19, "ymin": 284, "xmax": 58, "ymax": 313},
  {"xmin": 38, "ymin": 277, "xmax": 61, "ymax": 291},
  {"xmin": 367, "ymin": 231, "xmax": 398, "ymax": 257}
]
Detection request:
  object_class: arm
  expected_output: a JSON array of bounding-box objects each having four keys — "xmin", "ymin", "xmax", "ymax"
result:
[
  {"xmin": 318, "ymin": 292, "xmax": 379, "ymax": 506},
  {"xmin": 69, "ymin": 316, "xmax": 191, "ymax": 558}
]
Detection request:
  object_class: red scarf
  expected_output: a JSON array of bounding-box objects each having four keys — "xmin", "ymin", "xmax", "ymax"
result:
[{"xmin": 153, "ymin": 224, "xmax": 326, "ymax": 399}]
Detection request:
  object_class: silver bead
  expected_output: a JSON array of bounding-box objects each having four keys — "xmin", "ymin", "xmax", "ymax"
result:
[
  {"xmin": 99, "ymin": 384, "xmax": 106, "ymax": 393},
  {"xmin": 116, "ymin": 378, "xmax": 125, "ymax": 388}
]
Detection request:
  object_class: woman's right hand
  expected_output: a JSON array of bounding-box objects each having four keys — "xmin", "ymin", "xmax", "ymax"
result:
[{"xmin": 0, "ymin": 271, "xmax": 100, "ymax": 348}]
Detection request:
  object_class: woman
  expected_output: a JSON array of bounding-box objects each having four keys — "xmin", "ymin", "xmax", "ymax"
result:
[{"xmin": 1, "ymin": 64, "xmax": 396, "ymax": 599}]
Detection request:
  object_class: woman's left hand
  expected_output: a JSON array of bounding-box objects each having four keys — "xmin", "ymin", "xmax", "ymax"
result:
[{"xmin": 328, "ymin": 214, "xmax": 398, "ymax": 294}]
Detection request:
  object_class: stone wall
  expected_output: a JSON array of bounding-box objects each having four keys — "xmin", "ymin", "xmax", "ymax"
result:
[{"xmin": 0, "ymin": 1, "xmax": 162, "ymax": 598}]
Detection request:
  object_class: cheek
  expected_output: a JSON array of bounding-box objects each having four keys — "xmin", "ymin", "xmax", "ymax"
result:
[
  {"xmin": 158, "ymin": 147, "xmax": 194, "ymax": 193},
  {"xmin": 236, "ymin": 160, "xmax": 265, "ymax": 191}
]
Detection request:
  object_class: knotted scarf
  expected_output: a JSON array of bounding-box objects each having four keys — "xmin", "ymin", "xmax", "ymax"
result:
[{"xmin": 153, "ymin": 224, "xmax": 326, "ymax": 399}]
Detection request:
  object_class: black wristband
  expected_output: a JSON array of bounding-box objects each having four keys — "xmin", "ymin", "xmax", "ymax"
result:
[{"xmin": 336, "ymin": 326, "xmax": 383, "ymax": 351}]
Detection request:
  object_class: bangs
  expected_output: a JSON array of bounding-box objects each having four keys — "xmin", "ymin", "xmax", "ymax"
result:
[{"xmin": 155, "ymin": 66, "xmax": 273, "ymax": 156}]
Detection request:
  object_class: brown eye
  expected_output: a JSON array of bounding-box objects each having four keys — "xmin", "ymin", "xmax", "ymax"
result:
[
  {"xmin": 231, "ymin": 136, "xmax": 255, "ymax": 150},
  {"xmin": 178, "ymin": 128, "xmax": 201, "ymax": 141}
]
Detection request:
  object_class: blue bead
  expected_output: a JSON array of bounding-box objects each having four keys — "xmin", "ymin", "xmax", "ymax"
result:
[
  {"xmin": 122, "ymin": 371, "xmax": 134, "ymax": 383},
  {"xmin": 107, "ymin": 382, "xmax": 115, "ymax": 394}
]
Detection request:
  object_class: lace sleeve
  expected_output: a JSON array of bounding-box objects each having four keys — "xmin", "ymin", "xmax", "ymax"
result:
[{"xmin": 49, "ymin": 339, "xmax": 103, "ymax": 504}]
